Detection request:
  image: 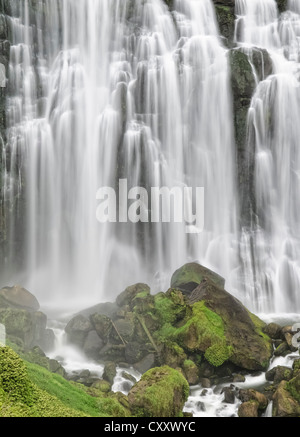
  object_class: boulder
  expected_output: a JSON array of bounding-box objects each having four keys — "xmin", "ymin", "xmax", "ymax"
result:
[
  {"xmin": 238, "ymin": 389, "xmax": 268, "ymax": 410},
  {"xmin": 169, "ymin": 277, "xmax": 273, "ymax": 370},
  {"xmin": 273, "ymin": 379, "xmax": 300, "ymax": 417},
  {"xmin": 102, "ymin": 361, "xmax": 117, "ymax": 386},
  {"xmin": 238, "ymin": 401, "xmax": 259, "ymax": 417},
  {"xmin": 170, "ymin": 262, "xmax": 225, "ymax": 294},
  {"xmin": 0, "ymin": 307, "xmax": 52, "ymax": 350},
  {"xmin": 116, "ymin": 283, "xmax": 151, "ymax": 309},
  {"xmin": 83, "ymin": 330, "xmax": 104, "ymax": 359},
  {"xmin": 263, "ymin": 322, "xmax": 283, "ymax": 340},
  {"xmin": 133, "ymin": 353, "xmax": 156, "ymax": 375},
  {"xmin": 128, "ymin": 365, "xmax": 189, "ymax": 417},
  {"xmin": 90, "ymin": 313, "xmax": 112, "ymax": 344},
  {"xmin": 91, "ymin": 378, "xmax": 111, "ymax": 393},
  {"xmin": 265, "ymin": 366, "xmax": 293, "ymax": 384},
  {"xmin": 0, "ymin": 285, "xmax": 40, "ymax": 311},
  {"xmin": 65, "ymin": 314, "xmax": 92, "ymax": 348},
  {"xmin": 222, "ymin": 386, "xmax": 236, "ymax": 404}
]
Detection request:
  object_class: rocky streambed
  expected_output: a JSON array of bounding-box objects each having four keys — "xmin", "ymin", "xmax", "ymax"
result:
[{"xmin": 0, "ymin": 262, "xmax": 300, "ymax": 417}]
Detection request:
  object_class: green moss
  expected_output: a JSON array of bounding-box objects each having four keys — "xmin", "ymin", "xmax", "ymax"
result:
[
  {"xmin": 0, "ymin": 346, "xmax": 34, "ymax": 406},
  {"xmin": 153, "ymin": 292, "xmax": 179, "ymax": 325},
  {"xmin": 171, "ymin": 263, "xmax": 225, "ymax": 291},
  {"xmin": 25, "ymin": 360, "xmax": 100, "ymax": 416},
  {"xmin": 286, "ymin": 373, "xmax": 300, "ymax": 404},
  {"xmin": 97, "ymin": 395, "xmax": 131, "ymax": 417},
  {"xmin": 0, "ymin": 346, "xmax": 87, "ymax": 417},
  {"xmin": 0, "ymin": 345, "xmax": 134, "ymax": 417},
  {"xmin": 130, "ymin": 366, "xmax": 189, "ymax": 417},
  {"xmin": 155, "ymin": 300, "xmax": 231, "ymax": 367},
  {"xmin": 204, "ymin": 342, "xmax": 232, "ymax": 367},
  {"xmin": 214, "ymin": 5, "xmax": 235, "ymax": 46}
]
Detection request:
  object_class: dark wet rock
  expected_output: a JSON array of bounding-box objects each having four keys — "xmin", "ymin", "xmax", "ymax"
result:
[
  {"xmin": 222, "ymin": 386, "xmax": 236, "ymax": 404},
  {"xmin": 266, "ymin": 366, "xmax": 294, "ymax": 384},
  {"xmin": 170, "ymin": 262, "xmax": 225, "ymax": 294},
  {"xmin": 83, "ymin": 330, "xmax": 104, "ymax": 359},
  {"xmin": 102, "ymin": 361, "xmax": 117, "ymax": 386},
  {"xmin": 263, "ymin": 322, "xmax": 283, "ymax": 340},
  {"xmin": 133, "ymin": 353, "xmax": 156, "ymax": 375},
  {"xmin": 65, "ymin": 314, "xmax": 92, "ymax": 348}
]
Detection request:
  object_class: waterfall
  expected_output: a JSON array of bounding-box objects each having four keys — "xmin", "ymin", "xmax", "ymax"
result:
[
  {"xmin": 2, "ymin": 0, "xmax": 239, "ymax": 311},
  {"xmin": 236, "ymin": 0, "xmax": 300, "ymax": 312},
  {"xmin": 2, "ymin": 0, "xmax": 300, "ymax": 315}
]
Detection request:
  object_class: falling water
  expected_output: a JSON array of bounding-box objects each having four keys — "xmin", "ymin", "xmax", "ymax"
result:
[
  {"xmin": 2, "ymin": 0, "xmax": 239, "ymax": 312},
  {"xmin": 237, "ymin": 0, "xmax": 300, "ymax": 312}
]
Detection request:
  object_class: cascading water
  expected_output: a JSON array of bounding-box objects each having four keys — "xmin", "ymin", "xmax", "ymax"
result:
[
  {"xmin": 236, "ymin": 0, "xmax": 300, "ymax": 313},
  {"xmin": 1, "ymin": 0, "xmax": 300, "ymax": 419},
  {"xmin": 2, "ymin": 0, "xmax": 239, "ymax": 313}
]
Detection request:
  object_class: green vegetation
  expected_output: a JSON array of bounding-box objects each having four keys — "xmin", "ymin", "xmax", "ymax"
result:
[
  {"xmin": 0, "ymin": 345, "xmax": 131, "ymax": 417},
  {"xmin": 0, "ymin": 346, "xmax": 87, "ymax": 417},
  {"xmin": 128, "ymin": 365, "xmax": 189, "ymax": 417},
  {"xmin": 155, "ymin": 300, "xmax": 229, "ymax": 355}
]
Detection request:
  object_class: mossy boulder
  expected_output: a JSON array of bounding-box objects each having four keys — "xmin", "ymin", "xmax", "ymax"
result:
[
  {"xmin": 157, "ymin": 277, "xmax": 272, "ymax": 371},
  {"xmin": 273, "ymin": 379, "xmax": 300, "ymax": 417},
  {"xmin": 286, "ymin": 371, "xmax": 300, "ymax": 405},
  {"xmin": 238, "ymin": 401, "xmax": 259, "ymax": 417},
  {"xmin": 170, "ymin": 262, "xmax": 225, "ymax": 294},
  {"xmin": 116, "ymin": 283, "xmax": 151, "ymax": 309},
  {"xmin": 0, "ymin": 285, "xmax": 40, "ymax": 311},
  {"xmin": 128, "ymin": 365, "xmax": 189, "ymax": 417},
  {"xmin": 64, "ymin": 263, "xmax": 273, "ymax": 377},
  {"xmin": 238, "ymin": 388, "xmax": 268, "ymax": 411},
  {"xmin": 266, "ymin": 366, "xmax": 294, "ymax": 384},
  {"xmin": 0, "ymin": 307, "xmax": 51, "ymax": 350}
]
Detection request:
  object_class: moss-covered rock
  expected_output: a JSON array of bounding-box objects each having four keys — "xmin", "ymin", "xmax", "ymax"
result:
[
  {"xmin": 238, "ymin": 388, "xmax": 268, "ymax": 410},
  {"xmin": 276, "ymin": 0, "xmax": 288, "ymax": 13},
  {"xmin": 273, "ymin": 380, "xmax": 300, "ymax": 417},
  {"xmin": 238, "ymin": 400, "xmax": 259, "ymax": 417},
  {"xmin": 170, "ymin": 262, "xmax": 225, "ymax": 294},
  {"xmin": 128, "ymin": 365, "xmax": 189, "ymax": 417},
  {"xmin": 286, "ymin": 371, "xmax": 300, "ymax": 405},
  {"xmin": 116, "ymin": 283, "xmax": 151, "ymax": 309},
  {"xmin": 0, "ymin": 307, "xmax": 51, "ymax": 351},
  {"xmin": 214, "ymin": 5, "xmax": 235, "ymax": 47},
  {"xmin": 156, "ymin": 276, "xmax": 272, "ymax": 371},
  {"xmin": 0, "ymin": 285, "xmax": 40, "ymax": 311}
]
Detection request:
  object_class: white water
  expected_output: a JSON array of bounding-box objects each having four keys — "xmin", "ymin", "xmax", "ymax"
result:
[
  {"xmin": 3, "ymin": 0, "xmax": 239, "ymax": 312},
  {"xmin": 236, "ymin": 0, "xmax": 300, "ymax": 313}
]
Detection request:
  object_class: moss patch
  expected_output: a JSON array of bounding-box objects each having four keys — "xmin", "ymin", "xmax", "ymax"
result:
[{"xmin": 128, "ymin": 365, "xmax": 189, "ymax": 417}]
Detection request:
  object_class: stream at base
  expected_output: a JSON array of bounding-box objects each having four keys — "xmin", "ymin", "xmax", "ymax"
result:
[{"xmin": 46, "ymin": 312, "xmax": 300, "ymax": 418}]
